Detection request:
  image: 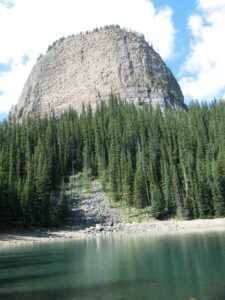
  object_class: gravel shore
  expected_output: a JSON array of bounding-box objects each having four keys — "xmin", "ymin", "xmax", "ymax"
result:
[
  {"xmin": 1, "ymin": 218, "xmax": 225, "ymax": 249},
  {"xmin": 1, "ymin": 180, "xmax": 225, "ymax": 249}
]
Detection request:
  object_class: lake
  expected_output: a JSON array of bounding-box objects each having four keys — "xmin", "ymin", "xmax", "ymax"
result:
[{"xmin": 0, "ymin": 232, "xmax": 225, "ymax": 300}]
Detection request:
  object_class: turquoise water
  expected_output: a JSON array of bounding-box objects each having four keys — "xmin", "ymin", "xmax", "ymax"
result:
[{"xmin": 0, "ymin": 232, "xmax": 225, "ymax": 299}]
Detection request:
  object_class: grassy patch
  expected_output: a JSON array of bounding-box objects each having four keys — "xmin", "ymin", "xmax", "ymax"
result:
[
  {"xmin": 113, "ymin": 203, "xmax": 153, "ymax": 223},
  {"xmin": 67, "ymin": 173, "xmax": 92, "ymax": 198}
]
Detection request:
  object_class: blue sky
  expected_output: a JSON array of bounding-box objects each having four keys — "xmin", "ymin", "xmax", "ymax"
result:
[
  {"xmin": 152, "ymin": 0, "xmax": 197, "ymax": 73},
  {"xmin": 1, "ymin": 0, "xmax": 225, "ymax": 120}
]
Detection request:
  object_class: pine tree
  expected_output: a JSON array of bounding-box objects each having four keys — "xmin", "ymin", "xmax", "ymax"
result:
[
  {"xmin": 56, "ymin": 180, "xmax": 69, "ymax": 225},
  {"xmin": 133, "ymin": 149, "xmax": 148, "ymax": 208}
]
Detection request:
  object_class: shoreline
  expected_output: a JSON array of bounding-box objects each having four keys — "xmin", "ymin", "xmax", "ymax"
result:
[{"xmin": 1, "ymin": 218, "xmax": 225, "ymax": 249}]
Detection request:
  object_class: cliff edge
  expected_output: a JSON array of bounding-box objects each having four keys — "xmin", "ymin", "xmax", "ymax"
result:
[{"xmin": 12, "ymin": 25, "xmax": 185, "ymax": 118}]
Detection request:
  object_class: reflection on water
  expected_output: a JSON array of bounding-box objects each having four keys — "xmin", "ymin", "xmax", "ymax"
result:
[{"xmin": 0, "ymin": 232, "xmax": 225, "ymax": 300}]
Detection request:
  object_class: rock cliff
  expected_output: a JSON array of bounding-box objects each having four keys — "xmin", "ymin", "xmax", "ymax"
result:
[{"xmin": 12, "ymin": 25, "xmax": 185, "ymax": 118}]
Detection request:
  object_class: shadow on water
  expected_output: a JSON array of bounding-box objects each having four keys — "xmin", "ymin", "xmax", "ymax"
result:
[
  {"xmin": 0, "ymin": 251, "xmax": 49, "ymax": 257},
  {"xmin": 0, "ymin": 251, "xmax": 63, "ymax": 263},
  {"xmin": 1, "ymin": 232, "xmax": 225, "ymax": 300},
  {"xmin": 0, "ymin": 279, "xmax": 225, "ymax": 300},
  {"xmin": 0, "ymin": 254, "xmax": 45, "ymax": 269},
  {"xmin": 0, "ymin": 279, "xmax": 154, "ymax": 300},
  {"xmin": 0, "ymin": 257, "xmax": 70, "ymax": 270},
  {"xmin": 0, "ymin": 270, "xmax": 75, "ymax": 287}
]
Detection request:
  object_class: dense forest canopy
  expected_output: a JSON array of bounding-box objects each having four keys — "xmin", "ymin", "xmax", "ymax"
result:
[{"xmin": 1, "ymin": 97, "xmax": 225, "ymax": 228}]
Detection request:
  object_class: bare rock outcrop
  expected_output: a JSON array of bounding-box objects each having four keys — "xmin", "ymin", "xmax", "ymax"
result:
[{"xmin": 12, "ymin": 25, "xmax": 185, "ymax": 118}]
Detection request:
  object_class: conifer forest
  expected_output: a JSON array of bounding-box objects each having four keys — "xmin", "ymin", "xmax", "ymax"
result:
[{"xmin": 1, "ymin": 97, "xmax": 225, "ymax": 228}]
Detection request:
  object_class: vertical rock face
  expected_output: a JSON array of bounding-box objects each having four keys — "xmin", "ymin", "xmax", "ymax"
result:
[{"xmin": 12, "ymin": 26, "xmax": 185, "ymax": 118}]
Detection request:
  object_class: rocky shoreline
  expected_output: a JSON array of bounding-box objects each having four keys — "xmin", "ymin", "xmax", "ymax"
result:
[
  {"xmin": 1, "ymin": 218, "xmax": 225, "ymax": 249},
  {"xmin": 84, "ymin": 218, "xmax": 225, "ymax": 236},
  {"xmin": 1, "ymin": 181, "xmax": 225, "ymax": 249}
]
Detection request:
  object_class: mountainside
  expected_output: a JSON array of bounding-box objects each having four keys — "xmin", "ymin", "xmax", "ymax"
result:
[
  {"xmin": 2, "ymin": 99, "xmax": 225, "ymax": 227},
  {"xmin": 12, "ymin": 25, "xmax": 184, "ymax": 118}
]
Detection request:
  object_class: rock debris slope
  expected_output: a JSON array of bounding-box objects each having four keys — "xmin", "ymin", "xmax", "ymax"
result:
[
  {"xmin": 12, "ymin": 25, "xmax": 185, "ymax": 118},
  {"xmin": 71, "ymin": 181, "xmax": 122, "ymax": 228}
]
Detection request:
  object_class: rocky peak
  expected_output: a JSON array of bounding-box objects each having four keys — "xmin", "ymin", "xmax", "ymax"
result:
[{"xmin": 12, "ymin": 25, "xmax": 185, "ymax": 118}]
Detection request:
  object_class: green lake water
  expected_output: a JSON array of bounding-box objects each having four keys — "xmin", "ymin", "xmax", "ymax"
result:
[{"xmin": 0, "ymin": 232, "xmax": 225, "ymax": 300}]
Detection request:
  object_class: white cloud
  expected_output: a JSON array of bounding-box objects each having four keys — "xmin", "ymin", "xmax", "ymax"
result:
[
  {"xmin": 188, "ymin": 14, "xmax": 203, "ymax": 39},
  {"xmin": 0, "ymin": 61, "xmax": 32, "ymax": 112},
  {"xmin": 0, "ymin": 0, "xmax": 175, "ymax": 113},
  {"xmin": 0, "ymin": 0, "xmax": 15, "ymax": 9},
  {"xmin": 198, "ymin": 0, "xmax": 225, "ymax": 12},
  {"xmin": 180, "ymin": 0, "xmax": 225, "ymax": 101}
]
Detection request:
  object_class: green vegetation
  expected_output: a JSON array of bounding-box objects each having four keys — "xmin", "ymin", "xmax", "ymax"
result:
[
  {"xmin": 1, "ymin": 97, "xmax": 225, "ymax": 228},
  {"xmin": 47, "ymin": 36, "xmax": 66, "ymax": 53}
]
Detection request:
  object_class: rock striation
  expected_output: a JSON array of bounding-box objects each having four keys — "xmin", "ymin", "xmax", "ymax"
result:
[{"xmin": 12, "ymin": 25, "xmax": 185, "ymax": 118}]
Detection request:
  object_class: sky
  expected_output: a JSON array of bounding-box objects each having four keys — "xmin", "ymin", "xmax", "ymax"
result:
[{"xmin": 1, "ymin": 0, "xmax": 225, "ymax": 120}]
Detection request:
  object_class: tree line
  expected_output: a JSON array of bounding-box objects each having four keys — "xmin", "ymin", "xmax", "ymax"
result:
[{"xmin": 1, "ymin": 96, "xmax": 225, "ymax": 228}]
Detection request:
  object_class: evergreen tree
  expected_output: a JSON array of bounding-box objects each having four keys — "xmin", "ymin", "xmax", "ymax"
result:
[{"xmin": 1, "ymin": 97, "xmax": 225, "ymax": 227}]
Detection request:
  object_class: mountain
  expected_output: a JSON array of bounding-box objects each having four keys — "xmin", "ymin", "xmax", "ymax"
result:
[{"xmin": 12, "ymin": 25, "xmax": 185, "ymax": 118}]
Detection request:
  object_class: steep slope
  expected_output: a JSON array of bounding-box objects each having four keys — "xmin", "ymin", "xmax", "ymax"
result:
[
  {"xmin": 70, "ymin": 181, "xmax": 122, "ymax": 227},
  {"xmin": 12, "ymin": 25, "xmax": 185, "ymax": 118}
]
